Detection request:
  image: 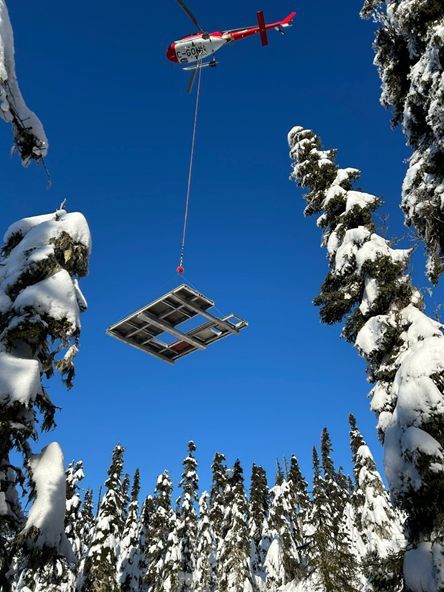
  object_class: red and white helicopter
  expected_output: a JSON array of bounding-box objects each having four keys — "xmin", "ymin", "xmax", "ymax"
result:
[{"xmin": 167, "ymin": 1, "xmax": 296, "ymax": 91}]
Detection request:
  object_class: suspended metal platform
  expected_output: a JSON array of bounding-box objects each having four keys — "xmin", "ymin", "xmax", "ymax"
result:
[{"xmin": 106, "ymin": 284, "xmax": 248, "ymax": 364}]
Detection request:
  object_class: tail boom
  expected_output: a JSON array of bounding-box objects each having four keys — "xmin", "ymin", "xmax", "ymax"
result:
[{"xmin": 225, "ymin": 11, "xmax": 296, "ymax": 45}]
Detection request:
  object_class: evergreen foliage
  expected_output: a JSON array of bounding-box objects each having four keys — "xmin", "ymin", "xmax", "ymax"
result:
[
  {"xmin": 361, "ymin": 0, "xmax": 444, "ymax": 283},
  {"xmin": 0, "ymin": 209, "xmax": 90, "ymax": 568},
  {"xmin": 249, "ymin": 464, "xmax": 270, "ymax": 580},
  {"xmin": 81, "ymin": 444, "xmax": 126, "ymax": 592},
  {"xmin": 177, "ymin": 441, "xmax": 199, "ymax": 591},
  {"xmin": 265, "ymin": 477, "xmax": 304, "ymax": 589},
  {"xmin": 193, "ymin": 492, "xmax": 215, "ymax": 592},
  {"xmin": 209, "ymin": 452, "xmax": 228, "ymax": 586},
  {"xmin": 118, "ymin": 469, "xmax": 144, "ymax": 592},
  {"xmin": 288, "ymin": 126, "xmax": 444, "ymax": 590},
  {"xmin": 5, "ymin": 432, "xmax": 404, "ymax": 591},
  {"xmin": 145, "ymin": 471, "xmax": 179, "ymax": 592},
  {"xmin": 308, "ymin": 434, "xmax": 360, "ymax": 592},
  {"xmin": 218, "ymin": 460, "xmax": 253, "ymax": 592}
]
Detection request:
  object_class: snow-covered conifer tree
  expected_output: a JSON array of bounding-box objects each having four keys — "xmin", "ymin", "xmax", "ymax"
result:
[
  {"xmin": 287, "ymin": 456, "xmax": 310, "ymax": 522},
  {"xmin": 287, "ymin": 455, "xmax": 311, "ymax": 564},
  {"xmin": 218, "ymin": 460, "xmax": 253, "ymax": 592},
  {"xmin": 76, "ymin": 488, "xmax": 95, "ymax": 587},
  {"xmin": 120, "ymin": 474, "xmax": 130, "ymax": 526},
  {"xmin": 209, "ymin": 452, "xmax": 227, "ymax": 540},
  {"xmin": 64, "ymin": 458, "xmax": 85, "ymax": 582},
  {"xmin": 81, "ymin": 444, "xmax": 126, "ymax": 592},
  {"xmin": 275, "ymin": 461, "xmax": 284, "ymax": 487},
  {"xmin": 13, "ymin": 443, "xmax": 76, "ymax": 591},
  {"xmin": 118, "ymin": 468, "xmax": 145, "ymax": 592},
  {"xmin": 138, "ymin": 494, "xmax": 154, "ymax": 577},
  {"xmin": 193, "ymin": 492, "xmax": 215, "ymax": 592},
  {"xmin": 177, "ymin": 441, "xmax": 199, "ymax": 592},
  {"xmin": 361, "ymin": 0, "xmax": 444, "ymax": 283},
  {"xmin": 209, "ymin": 452, "xmax": 227, "ymax": 585},
  {"xmin": 0, "ymin": 0, "xmax": 47, "ymax": 163},
  {"xmin": 288, "ymin": 126, "xmax": 444, "ymax": 591},
  {"xmin": 307, "ymin": 433, "xmax": 359, "ymax": 592},
  {"xmin": 264, "ymin": 477, "xmax": 303, "ymax": 590},
  {"xmin": 249, "ymin": 464, "xmax": 270, "ymax": 583},
  {"xmin": 145, "ymin": 471, "xmax": 179, "ymax": 592},
  {"xmin": 349, "ymin": 414, "xmax": 405, "ymax": 591},
  {"xmin": 0, "ymin": 208, "xmax": 90, "ymax": 587}
]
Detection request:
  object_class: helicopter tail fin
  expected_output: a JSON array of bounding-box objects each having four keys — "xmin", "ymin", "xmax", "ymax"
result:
[{"xmin": 280, "ymin": 12, "xmax": 297, "ymax": 27}]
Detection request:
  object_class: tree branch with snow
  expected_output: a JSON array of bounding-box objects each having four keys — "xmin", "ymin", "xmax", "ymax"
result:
[
  {"xmin": 361, "ymin": 0, "xmax": 444, "ymax": 284},
  {"xmin": 0, "ymin": 1, "xmax": 48, "ymax": 164}
]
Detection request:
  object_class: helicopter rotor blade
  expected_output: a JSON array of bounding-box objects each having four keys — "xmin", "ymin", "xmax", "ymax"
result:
[
  {"xmin": 186, "ymin": 67, "xmax": 198, "ymax": 94},
  {"xmin": 176, "ymin": 0, "xmax": 203, "ymax": 32}
]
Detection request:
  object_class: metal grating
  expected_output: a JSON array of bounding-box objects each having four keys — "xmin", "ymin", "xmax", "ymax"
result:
[{"xmin": 106, "ymin": 284, "xmax": 248, "ymax": 363}]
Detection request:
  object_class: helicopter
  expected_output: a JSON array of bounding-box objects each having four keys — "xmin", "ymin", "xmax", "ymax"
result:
[{"xmin": 167, "ymin": 1, "xmax": 296, "ymax": 90}]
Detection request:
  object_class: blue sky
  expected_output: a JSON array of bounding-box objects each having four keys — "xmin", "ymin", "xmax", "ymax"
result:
[{"xmin": 3, "ymin": 0, "xmax": 443, "ymax": 499}]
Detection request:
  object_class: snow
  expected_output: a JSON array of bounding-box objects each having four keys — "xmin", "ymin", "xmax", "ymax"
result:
[
  {"xmin": 263, "ymin": 537, "xmax": 285, "ymax": 586},
  {"xmin": 404, "ymin": 544, "xmax": 437, "ymax": 592},
  {"xmin": 0, "ymin": 351, "xmax": 42, "ymax": 405},
  {"xmin": 359, "ymin": 277, "xmax": 379, "ymax": 315},
  {"xmin": 322, "ymin": 184, "xmax": 346, "ymax": 207},
  {"xmin": 344, "ymin": 190, "xmax": 378, "ymax": 213},
  {"xmin": 21, "ymin": 442, "xmax": 73, "ymax": 558},
  {"xmin": 334, "ymin": 227, "xmax": 371, "ymax": 274},
  {"xmin": 403, "ymin": 426, "xmax": 443, "ymax": 462},
  {"xmin": 400, "ymin": 304, "xmax": 443, "ymax": 347},
  {"xmin": 355, "ymin": 233, "xmax": 411, "ymax": 273},
  {"xmin": 355, "ymin": 314, "xmax": 391, "ymax": 356},
  {"xmin": 0, "ymin": 0, "xmax": 48, "ymax": 162},
  {"xmin": 287, "ymin": 126, "xmax": 304, "ymax": 147},
  {"xmin": 0, "ymin": 287, "xmax": 11, "ymax": 313},
  {"xmin": 13, "ymin": 269, "xmax": 81, "ymax": 332},
  {"xmin": 1, "ymin": 211, "xmax": 91, "ymax": 297},
  {"xmin": 3, "ymin": 213, "xmax": 58, "ymax": 245}
]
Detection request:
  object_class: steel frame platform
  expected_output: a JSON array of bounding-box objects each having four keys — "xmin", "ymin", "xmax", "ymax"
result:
[{"xmin": 106, "ymin": 284, "xmax": 247, "ymax": 364}]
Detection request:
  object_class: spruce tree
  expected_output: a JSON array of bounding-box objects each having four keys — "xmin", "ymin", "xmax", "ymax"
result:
[
  {"xmin": 118, "ymin": 469, "xmax": 144, "ymax": 592},
  {"xmin": 218, "ymin": 460, "xmax": 253, "ymax": 592},
  {"xmin": 308, "ymin": 435, "xmax": 360, "ymax": 592},
  {"xmin": 65, "ymin": 460, "xmax": 85, "ymax": 564},
  {"xmin": 0, "ymin": 207, "xmax": 90, "ymax": 589},
  {"xmin": 209, "ymin": 452, "xmax": 227, "ymax": 586},
  {"xmin": 145, "ymin": 471, "xmax": 179, "ymax": 592},
  {"xmin": 265, "ymin": 478, "xmax": 303, "ymax": 589},
  {"xmin": 81, "ymin": 444, "xmax": 126, "ymax": 592},
  {"xmin": 288, "ymin": 126, "xmax": 444, "ymax": 590},
  {"xmin": 136, "ymin": 494, "xmax": 154, "ymax": 585},
  {"xmin": 361, "ymin": 0, "xmax": 444, "ymax": 283},
  {"xmin": 287, "ymin": 455, "xmax": 311, "ymax": 573},
  {"xmin": 209, "ymin": 452, "xmax": 227, "ymax": 540},
  {"xmin": 275, "ymin": 461, "xmax": 284, "ymax": 486},
  {"xmin": 177, "ymin": 441, "xmax": 199, "ymax": 591},
  {"xmin": 249, "ymin": 464, "xmax": 270, "ymax": 582},
  {"xmin": 349, "ymin": 414, "xmax": 405, "ymax": 592},
  {"xmin": 193, "ymin": 492, "xmax": 215, "ymax": 592},
  {"xmin": 120, "ymin": 474, "xmax": 131, "ymax": 526},
  {"xmin": 287, "ymin": 455, "xmax": 310, "ymax": 520},
  {"xmin": 77, "ymin": 489, "xmax": 95, "ymax": 588}
]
